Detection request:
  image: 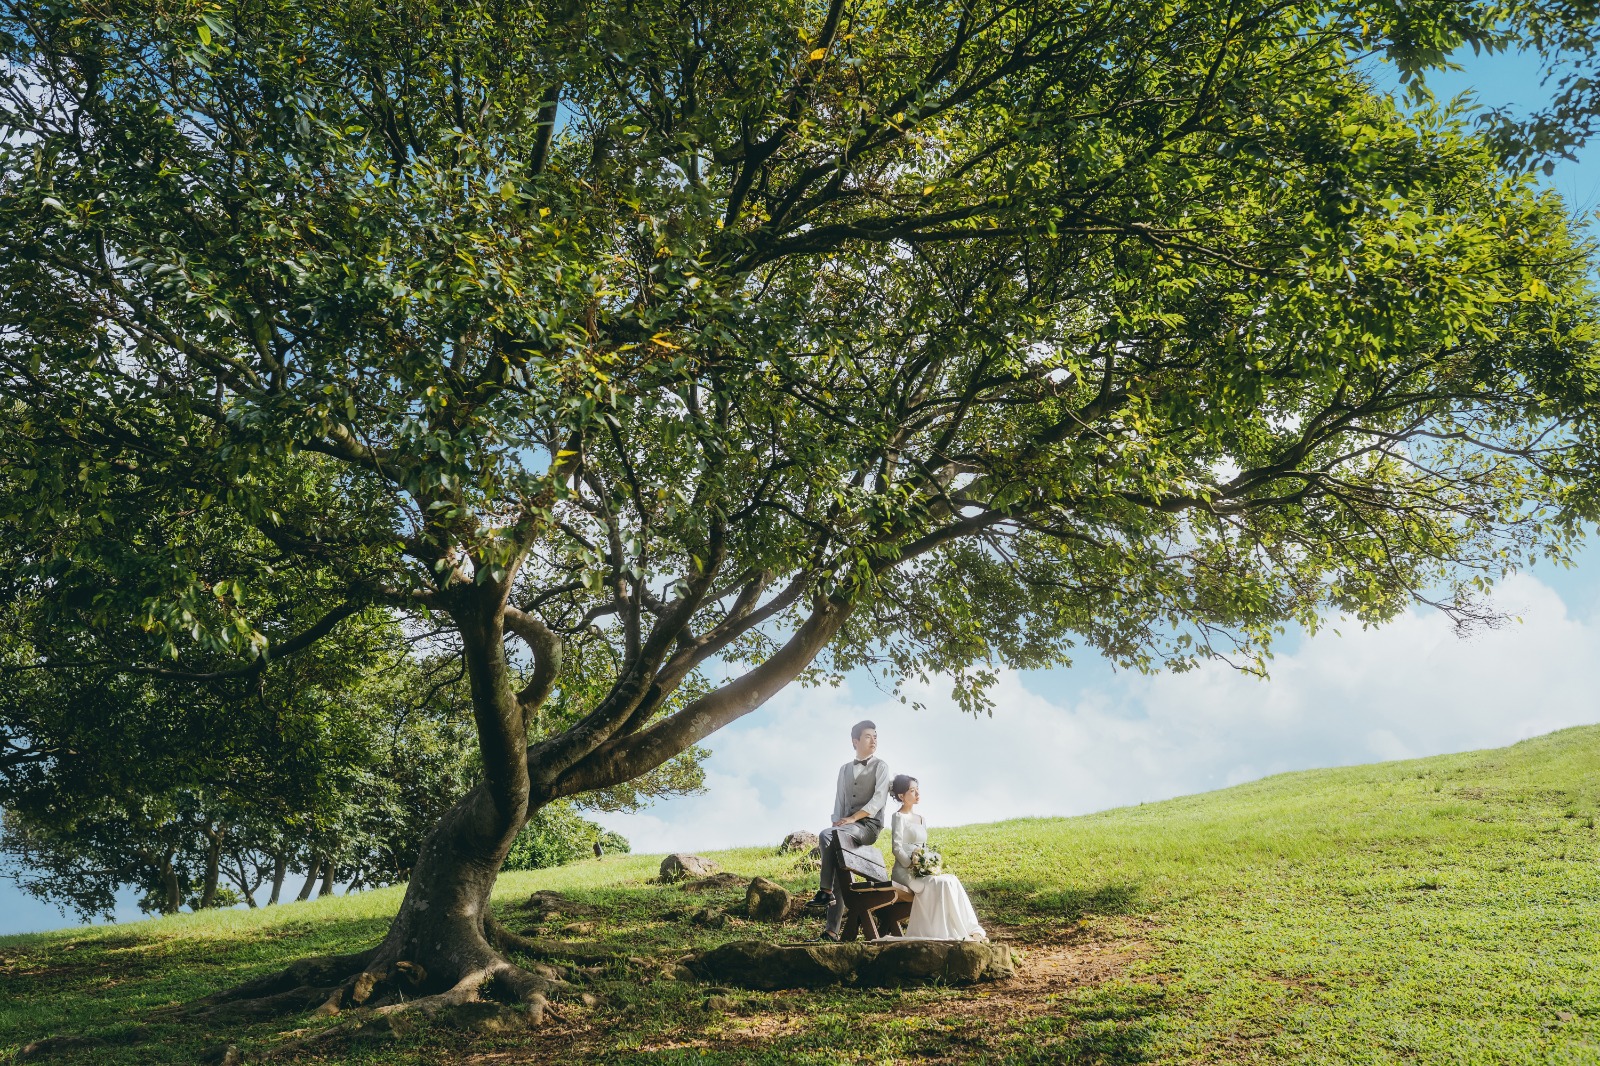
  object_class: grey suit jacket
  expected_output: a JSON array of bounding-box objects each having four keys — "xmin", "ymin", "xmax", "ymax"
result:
[{"xmin": 831, "ymin": 755, "xmax": 890, "ymax": 829}]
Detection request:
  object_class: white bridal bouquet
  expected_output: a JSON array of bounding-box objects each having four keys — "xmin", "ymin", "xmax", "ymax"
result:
[{"xmin": 911, "ymin": 843, "xmax": 944, "ymax": 878}]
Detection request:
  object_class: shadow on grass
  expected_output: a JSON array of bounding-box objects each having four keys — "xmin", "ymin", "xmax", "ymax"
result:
[
  {"xmin": 973, "ymin": 879, "xmax": 1143, "ymax": 926},
  {"xmin": 1028, "ymin": 982, "xmax": 1168, "ymax": 1065},
  {"xmin": 596, "ymin": 981, "xmax": 1170, "ymax": 1066},
  {"xmin": 0, "ymin": 911, "xmax": 394, "ymax": 1065},
  {"xmin": 5, "ymin": 878, "xmax": 1152, "ymax": 1065}
]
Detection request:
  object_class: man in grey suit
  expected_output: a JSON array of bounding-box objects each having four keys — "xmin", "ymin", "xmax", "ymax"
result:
[{"xmin": 806, "ymin": 719, "xmax": 891, "ymax": 941}]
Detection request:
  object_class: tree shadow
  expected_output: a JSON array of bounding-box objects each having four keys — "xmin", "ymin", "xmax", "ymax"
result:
[
  {"xmin": 972, "ymin": 878, "xmax": 1143, "ymax": 927},
  {"xmin": 1036, "ymin": 983, "xmax": 1168, "ymax": 1064}
]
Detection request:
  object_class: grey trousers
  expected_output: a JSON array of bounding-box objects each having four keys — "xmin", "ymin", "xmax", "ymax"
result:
[{"xmin": 818, "ymin": 821, "xmax": 881, "ymax": 935}]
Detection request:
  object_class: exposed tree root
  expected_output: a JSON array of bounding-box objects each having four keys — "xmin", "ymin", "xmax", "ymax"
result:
[
  {"xmin": 486, "ymin": 917, "xmax": 624, "ymax": 965},
  {"xmin": 180, "ymin": 918, "xmax": 589, "ymax": 1061},
  {"xmin": 183, "ymin": 949, "xmax": 380, "ymax": 1021},
  {"xmin": 263, "ymin": 962, "xmax": 554, "ymax": 1060}
]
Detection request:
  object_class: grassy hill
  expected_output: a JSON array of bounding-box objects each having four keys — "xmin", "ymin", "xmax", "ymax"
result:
[{"xmin": 4, "ymin": 725, "xmax": 1600, "ymax": 1064}]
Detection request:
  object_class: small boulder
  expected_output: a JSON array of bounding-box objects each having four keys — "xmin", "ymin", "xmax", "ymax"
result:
[
  {"xmin": 779, "ymin": 830, "xmax": 819, "ymax": 854},
  {"xmin": 689, "ymin": 906, "xmax": 728, "ymax": 929},
  {"xmin": 659, "ymin": 853, "xmax": 720, "ymax": 882},
  {"xmin": 559, "ymin": 921, "xmax": 596, "ymax": 937},
  {"xmin": 744, "ymin": 877, "xmax": 792, "ymax": 921},
  {"xmin": 526, "ymin": 890, "xmax": 596, "ymax": 916},
  {"xmin": 682, "ymin": 871, "xmax": 747, "ymax": 892}
]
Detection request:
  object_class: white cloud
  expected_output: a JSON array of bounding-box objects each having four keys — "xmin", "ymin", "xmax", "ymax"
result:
[{"xmin": 595, "ymin": 572, "xmax": 1600, "ymax": 854}]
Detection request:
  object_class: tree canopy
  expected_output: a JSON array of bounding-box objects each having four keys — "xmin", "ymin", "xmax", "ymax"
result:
[{"xmin": 1, "ymin": 0, "xmax": 1598, "ymax": 1021}]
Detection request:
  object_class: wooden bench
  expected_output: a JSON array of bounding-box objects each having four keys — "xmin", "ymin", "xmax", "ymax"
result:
[{"xmin": 828, "ymin": 834, "xmax": 914, "ymax": 942}]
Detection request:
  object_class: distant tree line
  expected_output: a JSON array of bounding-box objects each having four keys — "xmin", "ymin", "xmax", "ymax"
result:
[{"xmin": 0, "ymin": 587, "xmax": 687, "ymax": 921}]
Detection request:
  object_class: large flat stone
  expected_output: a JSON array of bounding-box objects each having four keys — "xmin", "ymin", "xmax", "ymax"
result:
[
  {"xmin": 682, "ymin": 939, "xmax": 1016, "ymax": 990},
  {"xmin": 659, "ymin": 853, "xmax": 720, "ymax": 882}
]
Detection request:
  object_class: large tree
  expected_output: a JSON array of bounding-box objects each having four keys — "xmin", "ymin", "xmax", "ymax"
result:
[{"xmin": 2, "ymin": 0, "xmax": 1599, "ymax": 1023}]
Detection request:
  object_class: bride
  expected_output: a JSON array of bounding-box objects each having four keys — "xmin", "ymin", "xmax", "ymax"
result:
[{"xmin": 889, "ymin": 774, "xmax": 987, "ymax": 941}]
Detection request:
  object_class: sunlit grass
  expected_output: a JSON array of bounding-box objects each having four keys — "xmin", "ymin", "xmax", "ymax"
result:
[{"xmin": 4, "ymin": 726, "xmax": 1600, "ymax": 1063}]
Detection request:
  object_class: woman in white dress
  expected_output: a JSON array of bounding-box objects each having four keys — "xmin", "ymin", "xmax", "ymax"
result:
[{"xmin": 888, "ymin": 775, "xmax": 987, "ymax": 941}]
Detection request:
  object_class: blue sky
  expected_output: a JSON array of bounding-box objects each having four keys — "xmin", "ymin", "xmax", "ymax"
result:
[{"xmin": 4, "ymin": 45, "xmax": 1599, "ymax": 937}]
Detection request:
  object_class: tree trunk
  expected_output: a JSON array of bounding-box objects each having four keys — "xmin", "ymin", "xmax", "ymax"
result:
[
  {"xmin": 295, "ymin": 854, "xmax": 323, "ymax": 902},
  {"xmin": 354, "ymin": 780, "xmax": 529, "ymax": 986},
  {"xmin": 199, "ymin": 822, "xmax": 227, "ymax": 909},
  {"xmin": 323, "ymin": 590, "xmax": 535, "ymax": 993},
  {"xmin": 160, "ymin": 847, "xmax": 182, "ymax": 915},
  {"xmin": 199, "ymin": 580, "xmax": 848, "ymax": 1027},
  {"xmin": 318, "ymin": 859, "xmax": 335, "ymax": 898},
  {"xmin": 269, "ymin": 851, "xmax": 288, "ymax": 906},
  {"xmin": 225, "ymin": 852, "xmax": 259, "ymax": 908},
  {"xmin": 141, "ymin": 845, "xmax": 184, "ymax": 915},
  {"xmin": 201, "ymin": 594, "xmax": 547, "ymax": 1018}
]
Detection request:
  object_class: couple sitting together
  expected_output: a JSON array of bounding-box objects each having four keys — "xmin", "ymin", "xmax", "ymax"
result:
[{"xmin": 805, "ymin": 719, "xmax": 987, "ymax": 943}]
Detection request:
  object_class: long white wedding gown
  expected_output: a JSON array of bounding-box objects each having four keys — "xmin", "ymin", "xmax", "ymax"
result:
[{"xmin": 889, "ymin": 811, "xmax": 987, "ymax": 941}]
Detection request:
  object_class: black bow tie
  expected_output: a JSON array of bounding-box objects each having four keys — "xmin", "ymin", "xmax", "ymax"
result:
[{"xmin": 854, "ymin": 759, "xmax": 870, "ymax": 765}]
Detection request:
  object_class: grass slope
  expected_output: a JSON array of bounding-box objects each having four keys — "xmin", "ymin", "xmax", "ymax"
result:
[{"xmin": 4, "ymin": 725, "xmax": 1600, "ymax": 1064}]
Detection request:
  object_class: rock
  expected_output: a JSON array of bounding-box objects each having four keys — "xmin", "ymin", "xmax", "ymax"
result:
[
  {"xmin": 1558, "ymin": 1010, "xmax": 1577, "ymax": 1022},
  {"xmin": 579, "ymin": 992, "xmax": 601, "ymax": 1008},
  {"xmin": 705, "ymin": 994, "xmax": 734, "ymax": 1011},
  {"xmin": 682, "ymin": 871, "xmax": 748, "ymax": 892},
  {"xmin": 684, "ymin": 939, "xmax": 1017, "ymax": 990},
  {"xmin": 779, "ymin": 830, "xmax": 820, "ymax": 854},
  {"xmin": 744, "ymin": 877, "xmax": 793, "ymax": 921},
  {"xmin": 689, "ymin": 906, "xmax": 728, "ymax": 929},
  {"xmin": 526, "ymin": 890, "xmax": 596, "ymax": 915},
  {"xmin": 659, "ymin": 853, "xmax": 720, "ymax": 882},
  {"xmin": 560, "ymin": 921, "xmax": 596, "ymax": 936},
  {"xmin": 671, "ymin": 963, "xmax": 698, "ymax": 981}
]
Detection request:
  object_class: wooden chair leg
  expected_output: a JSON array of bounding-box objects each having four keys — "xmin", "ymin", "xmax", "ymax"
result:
[
  {"xmin": 877, "ymin": 900, "xmax": 912, "ymax": 937},
  {"xmin": 859, "ymin": 908, "xmax": 881, "ymax": 942}
]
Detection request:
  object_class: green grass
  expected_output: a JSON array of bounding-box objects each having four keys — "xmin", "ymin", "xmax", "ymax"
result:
[{"xmin": 6, "ymin": 725, "xmax": 1600, "ymax": 1063}]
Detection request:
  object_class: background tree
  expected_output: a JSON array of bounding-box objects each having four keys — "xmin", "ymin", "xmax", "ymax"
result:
[
  {"xmin": 0, "ymin": 609, "xmax": 654, "ymax": 920},
  {"xmin": 0, "ymin": 579, "xmax": 423, "ymax": 918},
  {"xmin": 2, "ymin": 0, "xmax": 1598, "ymax": 1026},
  {"xmin": 503, "ymin": 801, "xmax": 631, "ymax": 872},
  {"xmin": 1, "ymin": 793, "xmax": 240, "ymax": 919}
]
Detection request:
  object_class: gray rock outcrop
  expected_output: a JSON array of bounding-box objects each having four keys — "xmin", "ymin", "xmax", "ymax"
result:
[
  {"xmin": 659, "ymin": 853, "xmax": 721, "ymax": 882},
  {"xmin": 744, "ymin": 877, "xmax": 792, "ymax": 921},
  {"xmin": 779, "ymin": 830, "xmax": 820, "ymax": 854},
  {"xmin": 683, "ymin": 939, "xmax": 1016, "ymax": 990}
]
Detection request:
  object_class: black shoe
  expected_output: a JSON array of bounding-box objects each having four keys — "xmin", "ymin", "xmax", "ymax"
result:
[
  {"xmin": 803, "ymin": 890, "xmax": 833, "ymax": 913},
  {"xmin": 810, "ymin": 930, "xmax": 841, "ymax": 943}
]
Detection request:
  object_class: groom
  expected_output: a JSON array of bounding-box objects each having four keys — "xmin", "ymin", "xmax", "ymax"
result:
[{"xmin": 806, "ymin": 719, "xmax": 891, "ymax": 941}]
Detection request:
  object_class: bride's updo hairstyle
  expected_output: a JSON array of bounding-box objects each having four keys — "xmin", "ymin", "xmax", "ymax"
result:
[{"xmin": 890, "ymin": 775, "xmax": 918, "ymax": 801}]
